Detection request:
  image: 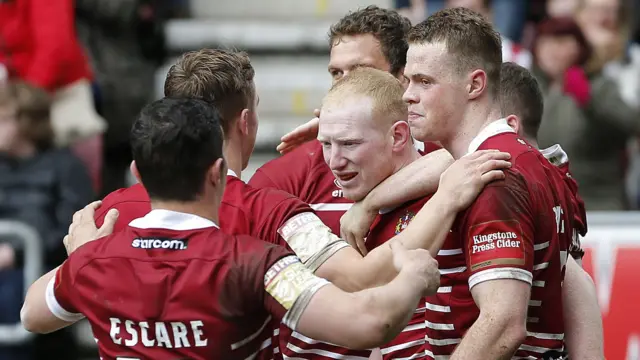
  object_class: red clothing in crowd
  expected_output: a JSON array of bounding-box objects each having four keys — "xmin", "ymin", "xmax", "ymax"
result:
[{"xmin": 0, "ymin": 0, "xmax": 92, "ymax": 91}]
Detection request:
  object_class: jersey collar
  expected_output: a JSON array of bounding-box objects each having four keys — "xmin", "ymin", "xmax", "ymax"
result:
[
  {"xmin": 227, "ymin": 169, "xmax": 238, "ymax": 178},
  {"xmin": 129, "ymin": 209, "xmax": 219, "ymax": 230},
  {"xmin": 539, "ymin": 144, "xmax": 569, "ymax": 166},
  {"xmin": 467, "ymin": 118, "xmax": 515, "ymax": 155}
]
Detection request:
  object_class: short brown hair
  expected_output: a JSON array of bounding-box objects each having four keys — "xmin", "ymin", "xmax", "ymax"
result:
[
  {"xmin": 322, "ymin": 67, "xmax": 407, "ymax": 124},
  {"xmin": 164, "ymin": 48, "xmax": 255, "ymax": 136},
  {"xmin": 329, "ymin": 6, "xmax": 411, "ymax": 75},
  {"xmin": 499, "ymin": 62, "xmax": 544, "ymax": 139},
  {"xmin": 408, "ymin": 7, "xmax": 502, "ymax": 96},
  {"xmin": 0, "ymin": 81, "xmax": 53, "ymax": 151}
]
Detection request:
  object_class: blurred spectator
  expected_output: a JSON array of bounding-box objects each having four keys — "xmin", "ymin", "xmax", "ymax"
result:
[
  {"xmin": 532, "ymin": 17, "xmax": 640, "ymax": 211},
  {"xmin": 445, "ymin": 0, "xmax": 532, "ymax": 68},
  {"xmin": 75, "ymin": 0, "xmax": 168, "ymax": 196},
  {"xmin": 0, "ymin": 81, "xmax": 93, "ymax": 360},
  {"xmin": 0, "ymin": 0, "xmax": 107, "ymax": 173},
  {"xmin": 546, "ymin": 0, "xmax": 580, "ymax": 18},
  {"xmin": 399, "ymin": 0, "xmax": 528, "ymax": 41}
]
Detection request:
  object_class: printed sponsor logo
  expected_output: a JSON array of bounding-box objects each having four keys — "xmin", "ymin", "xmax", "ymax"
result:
[
  {"xmin": 131, "ymin": 238, "xmax": 187, "ymax": 250},
  {"xmin": 468, "ymin": 220, "xmax": 525, "ymax": 270},
  {"xmin": 278, "ymin": 213, "xmax": 319, "ymax": 239}
]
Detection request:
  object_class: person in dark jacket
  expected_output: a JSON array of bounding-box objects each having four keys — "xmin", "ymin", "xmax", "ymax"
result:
[{"xmin": 0, "ymin": 80, "xmax": 93, "ymax": 359}]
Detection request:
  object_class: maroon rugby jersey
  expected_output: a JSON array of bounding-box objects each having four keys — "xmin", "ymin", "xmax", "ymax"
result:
[
  {"xmin": 46, "ymin": 210, "xmax": 328, "ymax": 359},
  {"xmin": 96, "ymin": 170, "xmax": 312, "ymax": 246},
  {"xmin": 424, "ymin": 120, "xmax": 573, "ymax": 358},
  {"xmin": 540, "ymin": 144, "xmax": 587, "ymax": 259},
  {"xmin": 249, "ymin": 140, "xmax": 440, "ymax": 235},
  {"xmin": 365, "ymin": 198, "xmax": 434, "ymax": 360}
]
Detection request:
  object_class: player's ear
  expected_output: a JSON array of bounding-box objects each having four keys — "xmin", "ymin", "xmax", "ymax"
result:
[
  {"xmin": 238, "ymin": 108, "xmax": 251, "ymax": 136},
  {"xmin": 209, "ymin": 158, "xmax": 226, "ymax": 188},
  {"xmin": 390, "ymin": 120, "xmax": 412, "ymax": 153},
  {"xmin": 506, "ymin": 114, "xmax": 521, "ymax": 134},
  {"xmin": 130, "ymin": 161, "xmax": 142, "ymax": 184},
  {"xmin": 467, "ymin": 69, "xmax": 487, "ymax": 100}
]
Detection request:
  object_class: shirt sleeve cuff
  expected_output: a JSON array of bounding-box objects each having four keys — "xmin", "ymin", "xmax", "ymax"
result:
[
  {"xmin": 45, "ymin": 275, "xmax": 85, "ymax": 323},
  {"xmin": 468, "ymin": 267, "xmax": 532, "ymax": 290},
  {"xmin": 282, "ymin": 279, "xmax": 330, "ymax": 331}
]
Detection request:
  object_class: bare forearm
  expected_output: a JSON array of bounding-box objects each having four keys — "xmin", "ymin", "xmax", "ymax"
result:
[
  {"xmin": 298, "ymin": 269, "xmax": 425, "ymax": 349},
  {"xmin": 362, "ymin": 149, "xmax": 453, "ymax": 212},
  {"xmin": 563, "ymin": 258, "xmax": 604, "ymax": 359},
  {"xmin": 21, "ymin": 267, "xmax": 65, "ymax": 333},
  {"xmin": 354, "ymin": 269, "xmax": 425, "ymax": 344},
  {"xmin": 321, "ymin": 194, "xmax": 456, "ymax": 290},
  {"xmin": 451, "ymin": 313, "xmax": 525, "ymax": 360}
]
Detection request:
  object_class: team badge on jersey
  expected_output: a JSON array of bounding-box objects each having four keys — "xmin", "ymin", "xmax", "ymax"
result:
[{"xmin": 395, "ymin": 211, "xmax": 416, "ymax": 234}]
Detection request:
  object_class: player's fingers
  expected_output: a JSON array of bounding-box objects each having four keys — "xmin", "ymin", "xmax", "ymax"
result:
[
  {"xmin": 479, "ymin": 169, "xmax": 506, "ymax": 183},
  {"xmin": 465, "ymin": 149, "xmax": 500, "ymax": 159},
  {"xmin": 478, "ymin": 159, "xmax": 511, "ymax": 173},
  {"xmin": 99, "ymin": 209, "xmax": 119, "ymax": 236},
  {"xmin": 80, "ymin": 200, "xmax": 103, "ymax": 220},
  {"xmin": 355, "ymin": 237, "xmax": 368, "ymax": 256},
  {"xmin": 313, "ymin": 108, "xmax": 321, "ymax": 118}
]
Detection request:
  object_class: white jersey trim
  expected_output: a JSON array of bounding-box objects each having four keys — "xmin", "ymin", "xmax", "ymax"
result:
[
  {"xmin": 45, "ymin": 274, "xmax": 85, "ymax": 323},
  {"xmin": 468, "ymin": 267, "xmax": 532, "ymax": 289},
  {"xmin": 309, "ymin": 203, "xmax": 353, "ymax": 212}
]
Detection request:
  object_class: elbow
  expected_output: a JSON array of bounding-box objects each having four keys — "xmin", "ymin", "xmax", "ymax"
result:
[
  {"xmin": 347, "ymin": 314, "xmax": 395, "ymax": 350},
  {"xmin": 20, "ymin": 304, "xmax": 42, "ymax": 334},
  {"xmin": 20, "ymin": 303, "xmax": 53, "ymax": 334},
  {"xmin": 499, "ymin": 315, "xmax": 527, "ymax": 350}
]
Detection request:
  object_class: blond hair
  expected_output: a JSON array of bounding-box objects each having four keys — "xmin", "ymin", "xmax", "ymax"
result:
[
  {"xmin": 322, "ymin": 67, "xmax": 407, "ymax": 124},
  {"xmin": 164, "ymin": 48, "xmax": 255, "ymax": 136}
]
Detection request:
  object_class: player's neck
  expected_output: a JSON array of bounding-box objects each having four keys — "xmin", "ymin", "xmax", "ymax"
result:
[
  {"xmin": 393, "ymin": 145, "xmax": 421, "ymax": 173},
  {"xmin": 441, "ymin": 103, "xmax": 502, "ymax": 159},
  {"xmin": 524, "ymin": 136, "xmax": 539, "ymax": 149},
  {"xmin": 150, "ymin": 200, "xmax": 220, "ymax": 225},
  {"xmin": 223, "ymin": 138, "xmax": 243, "ymax": 179}
]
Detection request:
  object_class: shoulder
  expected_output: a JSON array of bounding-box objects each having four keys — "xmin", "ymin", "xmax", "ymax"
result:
[
  {"xmin": 96, "ymin": 184, "xmax": 150, "ymax": 229},
  {"xmin": 258, "ymin": 141, "xmax": 322, "ymax": 174},
  {"xmin": 230, "ymin": 179, "xmax": 309, "ymax": 211}
]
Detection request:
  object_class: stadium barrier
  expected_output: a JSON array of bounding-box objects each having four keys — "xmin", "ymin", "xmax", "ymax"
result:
[
  {"xmin": 0, "ymin": 220, "xmax": 43, "ymax": 345},
  {"xmin": 62, "ymin": 212, "xmax": 640, "ymax": 359}
]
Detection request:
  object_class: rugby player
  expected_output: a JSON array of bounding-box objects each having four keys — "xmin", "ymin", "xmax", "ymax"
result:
[
  {"xmin": 317, "ymin": 65, "xmax": 604, "ymax": 359},
  {"xmin": 20, "ymin": 98, "xmax": 443, "ymax": 359},
  {"xmin": 249, "ymin": 6, "xmax": 454, "ymax": 240},
  {"xmin": 398, "ymin": 8, "xmax": 576, "ymax": 357},
  {"xmin": 499, "ymin": 62, "xmax": 603, "ymax": 359}
]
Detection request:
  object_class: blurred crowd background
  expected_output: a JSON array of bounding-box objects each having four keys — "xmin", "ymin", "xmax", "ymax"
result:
[{"xmin": 0, "ymin": 0, "xmax": 638, "ymax": 358}]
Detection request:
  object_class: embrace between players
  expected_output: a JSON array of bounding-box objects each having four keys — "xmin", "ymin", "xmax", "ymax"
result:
[{"xmin": 20, "ymin": 6, "xmax": 604, "ymax": 360}]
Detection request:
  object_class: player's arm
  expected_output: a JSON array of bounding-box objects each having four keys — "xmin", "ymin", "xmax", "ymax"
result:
[
  {"xmin": 264, "ymin": 242, "xmax": 438, "ymax": 350},
  {"xmin": 21, "ymin": 264, "xmax": 84, "ymax": 334},
  {"xmin": 562, "ymin": 256, "xmax": 604, "ymax": 359},
  {"xmin": 341, "ymin": 150, "xmax": 511, "ymax": 254},
  {"xmin": 451, "ymin": 179, "xmax": 534, "ymax": 359},
  {"xmin": 280, "ymin": 151, "xmax": 509, "ymax": 292}
]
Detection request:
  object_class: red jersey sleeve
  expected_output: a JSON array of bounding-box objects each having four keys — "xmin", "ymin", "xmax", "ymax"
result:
[
  {"xmin": 461, "ymin": 174, "xmax": 535, "ymax": 290},
  {"xmin": 248, "ymin": 141, "xmax": 318, "ymax": 197},
  {"xmin": 45, "ymin": 257, "xmax": 85, "ymax": 322},
  {"xmin": 255, "ymin": 192, "xmax": 314, "ymax": 246},
  {"xmin": 94, "ymin": 185, "xmax": 151, "ymax": 232},
  {"xmin": 234, "ymin": 236, "xmax": 328, "ymax": 330}
]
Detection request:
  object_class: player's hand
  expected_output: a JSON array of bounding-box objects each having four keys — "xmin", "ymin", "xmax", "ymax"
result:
[
  {"xmin": 276, "ymin": 109, "xmax": 320, "ymax": 154},
  {"xmin": 340, "ymin": 201, "xmax": 376, "ymax": 256},
  {"xmin": 437, "ymin": 149, "xmax": 511, "ymax": 211},
  {"xmin": 63, "ymin": 201, "xmax": 119, "ymax": 255},
  {"xmin": 391, "ymin": 241, "xmax": 440, "ymax": 296}
]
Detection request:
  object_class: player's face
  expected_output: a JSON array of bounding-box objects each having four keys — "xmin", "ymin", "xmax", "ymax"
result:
[
  {"xmin": 328, "ymin": 34, "xmax": 392, "ymax": 84},
  {"xmin": 318, "ymin": 99, "xmax": 395, "ymax": 202},
  {"xmin": 402, "ymin": 42, "xmax": 468, "ymax": 143}
]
